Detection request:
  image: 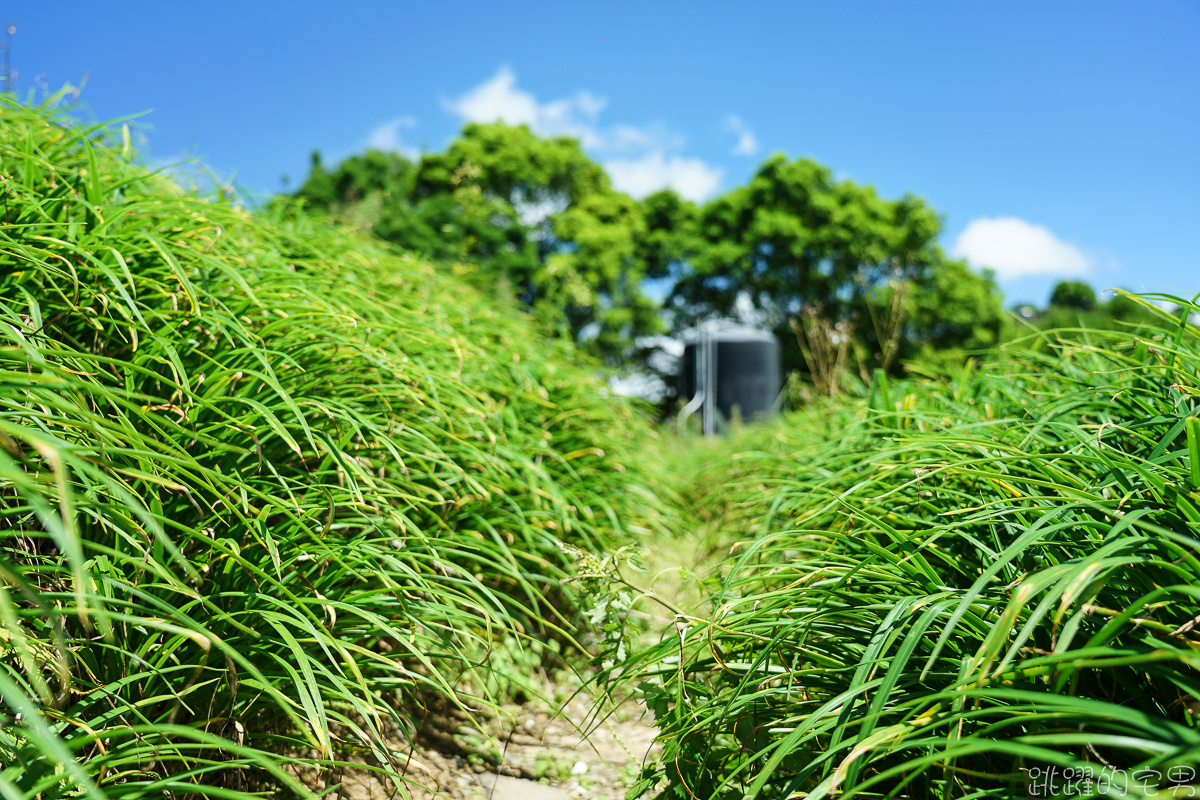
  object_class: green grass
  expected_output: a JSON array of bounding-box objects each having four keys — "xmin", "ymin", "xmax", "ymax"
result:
[
  {"xmin": 0, "ymin": 94, "xmax": 666, "ymax": 798},
  {"xmin": 620, "ymin": 312, "xmax": 1200, "ymax": 799},
  {"xmin": 11, "ymin": 89, "xmax": 1200, "ymax": 800}
]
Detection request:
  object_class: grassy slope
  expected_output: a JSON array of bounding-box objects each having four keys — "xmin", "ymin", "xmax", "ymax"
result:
[
  {"xmin": 0, "ymin": 97, "xmax": 665, "ymax": 798},
  {"xmin": 627, "ymin": 321, "xmax": 1200, "ymax": 799}
]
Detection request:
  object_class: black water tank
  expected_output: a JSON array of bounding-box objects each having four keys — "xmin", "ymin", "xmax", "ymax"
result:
[{"xmin": 680, "ymin": 328, "xmax": 781, "ymax": 422}]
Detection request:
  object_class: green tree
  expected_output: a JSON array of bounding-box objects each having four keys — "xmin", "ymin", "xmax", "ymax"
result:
[
  {"xmin": 1049, "ymin": 280, "xmax": 1097, "ymax": 310},
  {"xmin": 902, "ymin": 260, "xmax": 1007, "ymax": 370},
  {"xmin": 293, "ymin": 123, "xmax": 663, "ymax": 363},
  {"xmin": 636, "ymin": 189, "xmax": 702, "ymax": 284},
  {"xmin": 293, "ymin": 149, "xmax": 446, "ymax": 258},
  {"xmin": 666, "ymin": 154, "xmax": 1003, "ymax": 379},
  {"xmin": 1028, "ymin": 282, "xmax": 1161, "ymax": 338},
  {"xmin": 293, "ymin": 136, "xmax": 1010, "ymax": 382}
]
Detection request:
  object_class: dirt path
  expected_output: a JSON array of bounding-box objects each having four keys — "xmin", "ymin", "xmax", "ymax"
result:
[
  {"xmin": 299, "ymin": 531, "xmax": 722, "ymax": 800},
  {"xmin": 304, "ymin": 692, "xmax": 659, "ymax": 800}
]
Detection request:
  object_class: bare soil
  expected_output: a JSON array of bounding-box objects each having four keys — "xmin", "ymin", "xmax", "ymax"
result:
[{"xmin": 288, "ymin": 692, "xmax": 658, "ymax": 800}]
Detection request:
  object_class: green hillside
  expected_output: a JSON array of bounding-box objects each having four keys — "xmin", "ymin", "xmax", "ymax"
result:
[
  {"xmin": 623, "ymin": 323, "xmax": 1200, "ymax": 798},
  {"xmin": 4, "ymin": 93, "xmax": 1199, "ymax": 800},
  {"xmin": 0, "ymin": 97, "xmax": 664, "ymax": 798}
]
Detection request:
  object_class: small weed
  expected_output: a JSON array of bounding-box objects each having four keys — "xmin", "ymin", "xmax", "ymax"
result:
[{"xmin": 532, "ymin": 750, "xmax": 575, "ymax": 782}]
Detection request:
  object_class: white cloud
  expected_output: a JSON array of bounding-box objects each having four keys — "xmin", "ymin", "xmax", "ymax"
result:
[
  {"xmin": 605, "ymin": 152, "xmax": 724, "ymax": 202},
  {"xmin": 725, "ymin": 115, "xmax": 759, "ymax": 157},
  {"xmin": 446, "ymin": 67, "xmax": 723, "ymax": 201},
  {"xmin": 952, "ymin": 216, "xmax": 1091, "ymax": 280},
  {"xmin": 365, "ymin": 116, "xmax": 419, "ymax": 159},
  {"xmin": 446, "ymin": 65, "xmax": 606, "ymax": 148},
  {"xmin": 449, "ymin": 66, "xmax": 539, "ymax": 125}
]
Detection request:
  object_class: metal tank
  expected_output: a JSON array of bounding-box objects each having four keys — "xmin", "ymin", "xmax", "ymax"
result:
[{"xmin": 678, "ymin": 324, "xmax": 781, "ymax": 435}]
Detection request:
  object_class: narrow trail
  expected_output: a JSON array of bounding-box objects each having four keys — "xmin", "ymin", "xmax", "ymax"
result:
[
  {"xmin": 305, "ymin": 692, "xmax": 659, "ymax": 800},
  {"xmin": 311, "ymin": 470, "xmax": 723, "ymax": 800},
  {"xmin": 315, "ymin": 565, "xmax": 714, "ymax": 798}
]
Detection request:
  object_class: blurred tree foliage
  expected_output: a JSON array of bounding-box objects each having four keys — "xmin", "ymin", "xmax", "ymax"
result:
[
  {"xmin": 656, "ymin": 155, "xmax": 1005, "ymax": 379},
  {"xmin": 1048, "ymin": 280, "xmax": 1096, "ymax": 310},
  {"xmin": 900, "ymin": 259, "xmax": 1008, "ymax": 370},
  {"xmin": 293, "ymin": 128, "xmax": 1005, "ymax": 383},
  {"xmin": 1018, "ymin": 281, "xmax": 1161, "ymax": 337},
  {"xmin": 296, "ymin": 123, "xmax": 663, "ymax": 364}
]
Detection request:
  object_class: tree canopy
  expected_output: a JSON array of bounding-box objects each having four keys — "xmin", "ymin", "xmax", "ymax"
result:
[
  {"xmin": 1022, "ymin": 280, "xmax": 1160, "ymax": 338},
  {"xmin": 295, "ymin": 123, "xmax": 662, "ymax": 364},
  {"xmin": 667, "ymin": 156, "xmax": 940, "ymax": 323},
  {"xmin": 1048, "ymin": 280, "xmax": 1097, "ymax": 310},
  {"xmin": 292, "ymin": 125, "xmax": 1006, "ymax": 388},
  {"xmin": 658, "ymin": 154, "xmax": 1004, "ymax": 381}
]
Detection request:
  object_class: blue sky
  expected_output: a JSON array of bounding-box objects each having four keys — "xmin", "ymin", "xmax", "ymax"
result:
[{"xmin": 10, "ymin": 1, "xmax": 1199, "ymax": 305}]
